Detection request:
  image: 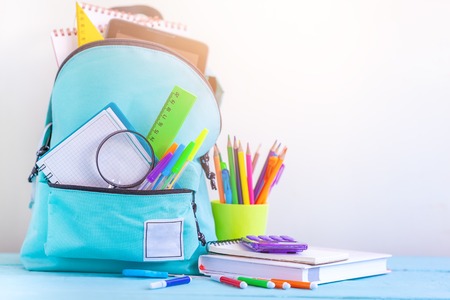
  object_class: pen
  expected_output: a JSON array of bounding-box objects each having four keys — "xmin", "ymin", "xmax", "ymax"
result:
[
  {"xmin": 187, "ymin": 128, "xmax": 209, "ymax": 161},
  {"xmin": 233, "ymin": 276, "xmax": 275, "ymax": 289},
  {"xmin": 153, "ymin": 144, "xmax": 185, "ymax": 190},
  {"xmin": 122, "ymin": 269, "xmax": 169, "ymax": 278},
  {"xmin": 148, "ymin": 275, "xmax": 191, "ymax": 289},
  {"xmin": 210, "ymin": 275, "xmax": 248, "ymax": 289},
  {"xmin": 221, "ymin": 162, "xmax": 233, "ymax": 204},
  {"xmin": 255, "ymin": 147, "xmax": 287, "ymax": 204},
  {"xmin": 166, "ymin": 129, "xmax": 209, "ymax": 189},
  {"xmin": 139, "ymin": 152, "xmax": 173, "ymax": 190},
  {"xmin": 162, "ymin": 142, "xmax": 178, "ymax": 158},
  {"xmin": 164, "ymin": 141, "xmax": 195, "ymax": 189},
  {"xmin": 271, "ymin": 163, "xmax": 285, "ymax": 189}
]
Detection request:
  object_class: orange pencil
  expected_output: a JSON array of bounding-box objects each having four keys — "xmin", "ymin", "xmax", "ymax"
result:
[
  {"xmin": 255, "ymin": 148, "xmax": 287, "ymax": 204},
  {"xmin": 213, "ymin": 144, "xmax": 225, "ymax": 203}
]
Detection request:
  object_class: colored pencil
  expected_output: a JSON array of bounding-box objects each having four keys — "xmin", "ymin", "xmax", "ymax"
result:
[
  {"xmin": 237, "ymin": 141, "xmax": 250, "ymax": 205},
  {"xmin": 234, "ymin": 137, "xmax": 243, "ymax": 204},
  {"xmin": 246, "ymin": 143, "xmax": 255, "ymax": 205},
  {"xmin": 227, "ymin": 135, "xmax": 238, "ymax": 204},
  {"xmin": 213, "ymin": 144, "xmax": 225, "ymax": 203},
  {"xmin": 252, "ymin": 143, "xmax": 261, "ymax": 172}
]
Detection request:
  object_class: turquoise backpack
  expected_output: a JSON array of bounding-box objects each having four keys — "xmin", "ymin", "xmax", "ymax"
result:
[{"xmin": 20, "ymin": 39, "xmax": 221, "ymax": 275}]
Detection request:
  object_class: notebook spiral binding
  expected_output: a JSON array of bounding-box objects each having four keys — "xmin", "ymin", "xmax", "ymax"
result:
[
  {"xmin": 80, "ymin": 2, "xmax": 187, "ymax": 31},
  {"xmin": 52, "ymin": 25, "xmax": 106, "ymax": 37},
  {"xmin": 206, "ymin": 238, "xmax": 241, "ymax": 251}
]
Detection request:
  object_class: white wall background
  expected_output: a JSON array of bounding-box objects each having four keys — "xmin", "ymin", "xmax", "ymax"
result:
[{"xmin": 1, "ymin": 0, "xmax": 449, "ymax": 256}]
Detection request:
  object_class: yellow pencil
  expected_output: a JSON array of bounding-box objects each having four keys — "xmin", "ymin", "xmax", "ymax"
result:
[{"xmin": 237, "ymin": 141, "xmax": 250, "ymax": 205}]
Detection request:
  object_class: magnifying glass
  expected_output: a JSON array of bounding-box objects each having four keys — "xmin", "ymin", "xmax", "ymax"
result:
[{"xmin": 95, "ymin": 130, "xmax": 155, "ymax": 188}]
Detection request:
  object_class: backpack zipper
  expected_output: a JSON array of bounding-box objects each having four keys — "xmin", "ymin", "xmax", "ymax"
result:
[
  {"xmin": 48, "ymin": 182, "xmax": 192, "ymax": 195},
  {"xmin": 48, "ymin": 183, "xmax": 207, "ymax": 246},
  {"xmin": 57, "ymin": 39, "xmax": 210, "ymax": 88}
]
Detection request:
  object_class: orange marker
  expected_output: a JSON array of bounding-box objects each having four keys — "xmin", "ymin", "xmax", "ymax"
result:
[
  {"xmin": 271, "ymin": 279, "xmax": 318, "ymax": 290},
  {"xmin": 265, "ymin": 279, "xmax": 291, "ymax": 289}
]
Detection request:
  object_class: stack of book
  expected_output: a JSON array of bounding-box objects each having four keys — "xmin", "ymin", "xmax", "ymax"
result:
[{"xmin": 198, "ymin": 239, "xmax": 391, "ymax": 284}]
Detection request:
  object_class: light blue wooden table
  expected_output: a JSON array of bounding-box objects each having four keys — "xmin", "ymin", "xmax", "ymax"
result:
[{"xmin": 1, "ymin": 254, "xmax": 449, "ymax": 299}]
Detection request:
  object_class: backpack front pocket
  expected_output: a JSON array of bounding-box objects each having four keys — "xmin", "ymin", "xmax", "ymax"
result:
[{"xmin": 45, "ymin": 185, "xmax": 201, "ymax": 262}]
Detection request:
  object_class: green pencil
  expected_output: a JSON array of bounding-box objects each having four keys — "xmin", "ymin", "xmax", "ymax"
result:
[{"xmin": 227, "ymin": 135, "xmax": 239, "ymax": 204}]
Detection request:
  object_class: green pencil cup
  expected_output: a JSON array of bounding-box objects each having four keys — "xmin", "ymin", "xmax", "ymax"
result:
[{"xmin": 211, "ymin": 200, "xmax": 269, "ymax": 240}]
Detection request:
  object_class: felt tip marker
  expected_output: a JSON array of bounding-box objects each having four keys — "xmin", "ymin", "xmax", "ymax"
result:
[
  {"xmin": 267, "ymin": 279, "xmax": 291, "ymax": 289},
  {"xmin": 234, "ymin": 276, "xmax": 275, "ymax": 289},
  {"xmin": 210, "ymin": 275, "xmax": 248, "ymax": 289},
  {"xmin": 148, "ymin": 275, "xmax": 191, "ymax": 289},
  {"xmin": 271, "ymin": 279, "xmax": 318, "ymax": 290}
]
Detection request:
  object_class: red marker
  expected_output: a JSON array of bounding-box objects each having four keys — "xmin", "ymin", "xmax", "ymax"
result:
[{"xmin": 210, "ymin": 275, "xmax": 248, "ymax": 289}]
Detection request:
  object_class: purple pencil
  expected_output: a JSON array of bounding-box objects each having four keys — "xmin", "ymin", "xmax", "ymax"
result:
[{"xmin": 234, "ymin": 137, "xmax": 243, "ymax": 204}]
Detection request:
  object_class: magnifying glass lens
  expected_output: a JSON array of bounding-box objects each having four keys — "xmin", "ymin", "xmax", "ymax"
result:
[{"xmin": 96, "ymin": 130, "xmax": 155, "ymax": 188}]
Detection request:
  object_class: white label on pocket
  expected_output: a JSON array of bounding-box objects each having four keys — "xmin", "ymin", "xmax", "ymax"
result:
[{"xmin": 143, "ymin": 218, "xmax": 184, "ymax": 261}]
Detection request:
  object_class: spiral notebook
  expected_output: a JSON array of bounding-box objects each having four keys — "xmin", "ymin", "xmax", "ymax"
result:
[
  {"xmin": 51, "ymin": 2, "xmax": 188, "ymax": 67},
  {"xmin": 36, "ymin": 103, "xmax": 151, "ymax": 188},
  {"xmin": 206, "ymin": 239, "xmax": 350, "ymax": 265}
]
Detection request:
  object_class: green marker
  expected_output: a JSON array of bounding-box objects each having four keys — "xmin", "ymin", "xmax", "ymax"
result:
[
  {"xmin": 235, "ymin": 276, "xmax": 275, "ymax": 289},
  {"xmin": 167, "ymin": 129, "xmax": 208, "ymax": 189}
]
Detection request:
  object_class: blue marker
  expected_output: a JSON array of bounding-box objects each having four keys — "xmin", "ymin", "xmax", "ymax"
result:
[
  {"xmin": 122, "ymin": 269, "xmax": 169, "ymax": 278},
  {"xmin": 222, "ymin": 168, "xmax": 232, "ymax": 204},
  {"xmin": 149, "ymin": 275, "xmax": 191, "ymax": 289}
]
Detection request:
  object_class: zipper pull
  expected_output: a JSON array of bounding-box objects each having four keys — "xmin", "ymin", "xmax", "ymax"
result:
[
  {"xmin": 191, "ymin": 199, "xmax": 206, "ymax": 246},
  {"xmin": 28, "ymin": 145, "xmax": 50, "ymax": 182},
  {"xmin": 200, "ymin": 153, "xmax": 217, "ymax": 190},
  {"xmin": 28, "ymin": 123, "xmax": 52, "ymax": 182}
]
